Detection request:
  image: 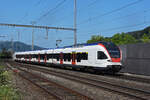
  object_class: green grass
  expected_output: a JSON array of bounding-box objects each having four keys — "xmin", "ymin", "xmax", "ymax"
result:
[
  {"xmin": 0, "ymin": 85, "xmax": 20, "ymax": 100},
  {"xmin": 0, "ymin": 65, "xmax": 21, "ymax": 100}
]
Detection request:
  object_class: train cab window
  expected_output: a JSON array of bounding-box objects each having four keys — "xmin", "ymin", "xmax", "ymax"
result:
[{"xmin": 97, "ymin": 51, "xmax": 107, "ymax": 59}]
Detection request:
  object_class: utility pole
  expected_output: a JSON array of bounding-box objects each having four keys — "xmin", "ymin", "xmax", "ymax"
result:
[
  {"xmin": 11, "ymin": 37, "xmax": 14, "ymax": 51},
  {"xmin": 74, "ymin": 0, "xmax": 77, "ymax": 46},
  {"xmin": 45, "ymin": 28, "xmax": 48, "ymax": 40},
  {"xmin": 17, "ymin": 30, "xmax": 20, "ymax": 51},
  {"xmin": 18, "ymin": 31, "xmax": 20, "ymax": 41},
  {"xmin": 31, "ymin": 21, "xmax": 36, "ymax": 51}
]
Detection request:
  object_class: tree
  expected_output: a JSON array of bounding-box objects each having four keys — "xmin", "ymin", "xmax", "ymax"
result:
[
  {"xmin": 0, "ymin": 48, "xmax": 12, "ymax": 59},
  {"xmin": 104, "ymin": 37, "xmax": 112, "ymax": 42},
  {"xmin": 87, "ymin": 32, "xmax": 137, "ymax": 45},
  {"xmin": 111, "ymin": 32, "xmax": 137, "ymax": 45},
  {"xmin": 141, "ymin": 33, "xmax": 150, "ymax": 43},
  {"xmin": 87, "ymin": 35, "xmax": 105, "ymax": 43},
  {"xmin": 111, "ymin": 33, "xmax": 122, "ymax": 45}
]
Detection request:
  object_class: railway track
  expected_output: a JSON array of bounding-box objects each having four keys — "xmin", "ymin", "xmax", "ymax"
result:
[
  {"xmin": 7, "ymin": 63, "xmax": 93, "ymax": 100},
  {"xmin": 9, "ymin": 62, "xmax": 150, "ymax": 100},
  {"xmin": 104, "ymin": 73, "xmax": 150, "ymax": 84},
  {"xmin": 11, "ymin": 61, "xmax": 150, "ymax": 84}
]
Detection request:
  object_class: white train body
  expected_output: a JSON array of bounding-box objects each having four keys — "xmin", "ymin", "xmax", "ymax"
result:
[{"xmin": 14, "ymin": 42, "xmax": 122, "ymax": 73}]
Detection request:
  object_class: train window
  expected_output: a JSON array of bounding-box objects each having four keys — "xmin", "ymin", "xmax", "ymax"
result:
[
  {"xmin": 46, "ymin": 54, "xmax": 49, "ymax": 59},
  {"xmin": 50, "ymin": 54, "xmax": 53, "ymax": 58},
  {"xmin": 64, "ymin": 53, "xmax": 67, "ymax": 61},
  {"xmin": 82, "ymin": 52, "xmax": 88, "ymax": 60},
  {"xmin": 31, "ymin": 54, "xmax": 33, "ymax": 58},
  {"xmin": 30, "ymin": 54, "xmax": 32, "ymax": 58},
  {"xmin": 76, "ymin": 53, "xmax": 81, "ymax": 62},
  {"xmin": 26, "ymin": 55, "xmax": 29, "ymax": 59},
  {"xmin": 40, "ymin": 54, "xmax": 45, "ymax": 60},
  {"xmin": 47, "ymin": 54, "xmax": 52, "ymax": 59},
  {"xmin": 52, "ymin": 54, "xmax": 59, "ymax": 61},
  {"xmin": 52, "ymin": 54, "xmax": 55, "ymax": 59},
  {"xmin": 31, "ymin": 55, "xmax": 32, "ymax": 58},
  {"xmin": 16, "ymin": 55, "xmax": 18, "ymax": 58},
  {"xmin": 28, "ymin": 55, "xmax": 30, "ymax": 59},
  {"xmin": 23, "ymin": 55, "xmax": 25, "ymax": 59},
  {"xmin": 67, "ymin": 53, "xmax": 71, "ymax": 61},
  {"xmin": 56, "ymin": 54, "xmax": 59, "ymax": 61},
  {"xmin": 35, "ymin": 54, "xmax": 38, "ymax": 58},
  {"xmin": 33, "ymin": 54, "xmax": 37, "ymax": 58},
  {"xmin": 97, "ymin": 51, "xmax": 107, "ymax": 59},
  {"xmin": 52, "ymin": 54, "xmax": 55, "ymax": 58}
]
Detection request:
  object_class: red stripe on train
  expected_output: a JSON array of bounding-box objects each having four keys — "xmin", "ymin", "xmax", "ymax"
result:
[{"xmin": 111, "ymin": 58, "xmax": 120, "ymax": 62}]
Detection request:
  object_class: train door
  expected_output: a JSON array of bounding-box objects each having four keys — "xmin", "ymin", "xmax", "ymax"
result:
[
  {"xmin": 72, "ymin": 52, "xmax": 76, "ymax": 65},
  {"xmin": 60, "ymin": 52, "xmax": 63, "ymax": 64},
  {"xmin": 95, "ymin": 51, "xmax": 107, "ymax": 65}
]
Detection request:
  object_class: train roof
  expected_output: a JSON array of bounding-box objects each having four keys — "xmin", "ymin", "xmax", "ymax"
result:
[
  {"xmin": 63, "ymin": 41, "xmax": 114, "ymax": 48},
  {"xmin": 15, "ymin": 41, "xmax": 115, "ymax": 54}
]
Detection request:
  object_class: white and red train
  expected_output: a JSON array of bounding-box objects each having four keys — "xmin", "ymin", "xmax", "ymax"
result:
[{"xmin": 13, "ymin": 42, "xmax": 122, "ymax": 73}]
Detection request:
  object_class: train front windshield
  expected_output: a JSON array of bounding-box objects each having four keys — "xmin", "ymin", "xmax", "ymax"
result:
[{"xmin": 102, "ymin": 42, "xmax": 120, "ymax": 58}]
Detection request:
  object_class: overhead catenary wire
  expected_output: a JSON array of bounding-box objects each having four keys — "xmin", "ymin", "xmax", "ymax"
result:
[
  {"xmin": 78, "ymin": 0, "xmax": 100, "ymax": 13},
  {"xmin": 52, "ymin": 0, "xmax": 99, "ymax": 26},
  {"xmin": 17, "ymin": 0, "xmax": 44, "ymax": 23},
  {"xmin": 78, "ymin": 0, "xmax": 144, "ymax": 25},
  {"xmin": 78, "ymin": 21, "xmax": 149, "ymax": 37},
  {"xmin": 77, "ymin": 8, "xmax": 150, "ymax": 29},
  {"xmin": 50, "ymin": 8, "xmax": 149, "ymax": 28},
  {"xmin": 35, "ymin": 0, "xmax": 43, "ymax": 6},
  {"xmin": 87, "ymin": 0, "xmax": 99, "ymax": 7},
  {"xmin": 38, "ymin": 0, "xmax": 73, "ymax": 27},
  {"xmin": 37, "ymin": 0, "xmax": 67, "ymax": 22}
]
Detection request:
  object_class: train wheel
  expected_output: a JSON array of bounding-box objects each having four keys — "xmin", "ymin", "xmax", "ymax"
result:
[{"xmin": 87, "ymin": 68, "xmax": 96, "ymax": 74}]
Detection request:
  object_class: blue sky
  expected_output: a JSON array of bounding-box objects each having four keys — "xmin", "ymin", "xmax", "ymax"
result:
[{"xmin": 0, "ymin": 0, "xmax": 150, "ymax": 48}]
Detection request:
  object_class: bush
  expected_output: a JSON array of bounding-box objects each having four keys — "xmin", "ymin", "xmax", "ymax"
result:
[
  {"xmin": 0, "ymin": 85, "xmax": 20, "ymax": 100},
  {"xmin": 0, "ymin": 65, "xmax": 21, "ymax": 100}
]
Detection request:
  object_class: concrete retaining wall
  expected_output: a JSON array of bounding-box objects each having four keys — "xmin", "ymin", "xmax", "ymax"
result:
[{"xmin": 119, "ymin": 43, "xmax": 150, "ymax": 76}]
